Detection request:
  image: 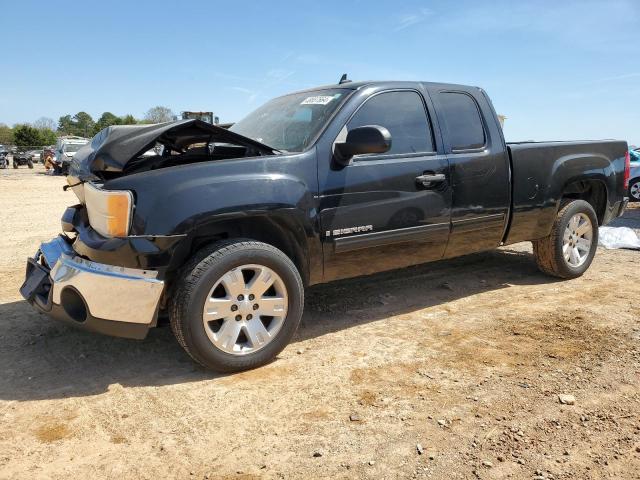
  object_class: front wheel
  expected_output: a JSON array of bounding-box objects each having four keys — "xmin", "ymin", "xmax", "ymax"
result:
[
  {"xmin": 27, "ymin": 160, "xmax": 33, "ymax": 169},
  {"xmin": 532, "ymin": 199, "xmax": 598, "ymax": 279},
  {"xmin": 170, "ymin": 240, "xmax": 304, "ymax": 372},
  {"xmin": 629, "ymin": 177, "xmax": 640, "ymax": 202}
]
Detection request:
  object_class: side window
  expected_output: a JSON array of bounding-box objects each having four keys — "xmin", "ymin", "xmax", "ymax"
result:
[
  {"xmin": 438, "ymin": 92, "xmax": 486, "ymax": 151},
  {"xmin": 347, "ymin": 91, "xmax": 434, "ymax": 156}
]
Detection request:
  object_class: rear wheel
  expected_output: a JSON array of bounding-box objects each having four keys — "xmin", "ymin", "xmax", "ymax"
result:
[
  {"xmin": 170, "ymin": 240, "xmax": 304, "ymax": 372},
  {"xmin": 532, "ymin": 199, "xmax": 598, "ymax": 279},
  {"xmin": 629, "ymin": 177, "xmax": 640, "ymax": 202},
  {"xmin": 27, "ymin": 159, "xmax": 33, "ymax": 169}
]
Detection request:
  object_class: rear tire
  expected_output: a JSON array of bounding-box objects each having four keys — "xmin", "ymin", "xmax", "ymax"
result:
[
  {"xmin": 170, "ymin": 240, "xmax": 304, "ymax": 372},
  {"xmin": 532, "ymin": 199, "xmax": 598, "ymax": 279},
  {"xmin": 27, "ymin": 160, "xmax": 33, "ymax": 169}
]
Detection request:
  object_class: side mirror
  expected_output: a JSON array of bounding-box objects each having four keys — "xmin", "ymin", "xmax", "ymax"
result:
[{"xmin": 334, "ymin": 125, "xmax": 391, "ymax": 165}]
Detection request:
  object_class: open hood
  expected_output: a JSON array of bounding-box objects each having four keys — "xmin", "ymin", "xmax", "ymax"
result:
[{"xmin": 70, "ymin": 119, "xmax": 277, "ymax": 179}]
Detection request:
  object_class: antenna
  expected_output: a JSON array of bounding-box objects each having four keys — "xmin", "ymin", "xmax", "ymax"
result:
[{"xmin": 339, "ymin": 73, "xmax": 351, "ymax": 84}]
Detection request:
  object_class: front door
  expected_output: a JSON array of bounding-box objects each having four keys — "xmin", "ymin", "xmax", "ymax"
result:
[{"xmin": 318, "ymin": 89, "xmax": 452, "ymax": 282}]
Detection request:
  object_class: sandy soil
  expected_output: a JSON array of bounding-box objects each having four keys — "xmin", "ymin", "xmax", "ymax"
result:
[{"xmin": 1, "ymin": 166, "xmax": 639, "ymax": 480}]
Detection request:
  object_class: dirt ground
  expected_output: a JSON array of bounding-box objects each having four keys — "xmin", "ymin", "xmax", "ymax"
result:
[{"xmin": 1, "ymin": 165, "xmax": 639, "ymax": 480}]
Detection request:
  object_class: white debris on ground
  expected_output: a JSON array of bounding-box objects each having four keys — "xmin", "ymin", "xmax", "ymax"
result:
[{"xmin": 598, "ymin": 226, "xmax": 640, "ymax": 250}]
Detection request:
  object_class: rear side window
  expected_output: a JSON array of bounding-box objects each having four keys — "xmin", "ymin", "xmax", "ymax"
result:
[
  {"xmin": 348, "ymin": 91, "xmax": 434, "ymax": 155},
  {"xmin": 439, "ymin": 92, "xmax": 485, "ymax": 151}
]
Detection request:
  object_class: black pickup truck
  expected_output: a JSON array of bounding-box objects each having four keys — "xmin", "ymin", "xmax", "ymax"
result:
[{"xmin": 21, "ymin": 80, "xmax": 631, "ymax": 372}]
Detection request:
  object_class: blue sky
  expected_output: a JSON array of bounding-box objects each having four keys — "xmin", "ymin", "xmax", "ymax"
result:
[{"xmin": 1, "ymin": 0, "xmax": 639, "ymax": 145}]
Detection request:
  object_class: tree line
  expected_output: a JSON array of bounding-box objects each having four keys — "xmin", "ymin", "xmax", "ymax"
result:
[{"xmin": 0, "ymin": 106, "xmax": 174, "ymax": 147}]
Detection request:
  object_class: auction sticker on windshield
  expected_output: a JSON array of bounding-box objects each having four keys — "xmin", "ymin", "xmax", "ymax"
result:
[{"xmin": 301, "ymin": 96, "xmax": 336, "ymax": 105}]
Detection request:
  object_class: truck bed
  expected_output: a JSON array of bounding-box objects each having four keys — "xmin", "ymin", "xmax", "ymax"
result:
[{"xmin": 504, "ymin": 140, "xmax": 628, "ymax": 245}]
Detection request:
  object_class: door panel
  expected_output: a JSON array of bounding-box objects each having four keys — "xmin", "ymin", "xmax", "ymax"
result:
[
  {"xmin": 431, "ymin": 89, "xmax": 511, "ymax": 258},
  {"xmin": 320, "ymin": 154, "xmax": 451, "ymax": 281}
]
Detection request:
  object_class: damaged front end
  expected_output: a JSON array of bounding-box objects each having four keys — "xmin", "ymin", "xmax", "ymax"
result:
[
  {"xmin": 20, "ymin": 199, "xmax": 187, "ymax": 338},
  {"xmin": 20, "ymin": 235, "xmax": 165, "ymax": 339},
  {"xmin": 21, "ymin": 120, "xmax": 280, "ymax": 338},
  {"xmin": 69, "ymin": 118, "xmax": 277, "ymax": 181}
]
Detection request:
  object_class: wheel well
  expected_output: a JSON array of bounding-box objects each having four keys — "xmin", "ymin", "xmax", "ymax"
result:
[
  {"xmin": 187, "ymin": 217, "xmax": 309, "ymax": 285},
  {"xmin": 561, "ymin": 179, "xmax": 607, "ymax": 225}
]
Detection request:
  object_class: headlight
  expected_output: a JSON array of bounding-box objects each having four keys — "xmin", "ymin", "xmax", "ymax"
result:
[{"xmin": 84, "ymin": 183, "xmax": 133, "ymax": 237}]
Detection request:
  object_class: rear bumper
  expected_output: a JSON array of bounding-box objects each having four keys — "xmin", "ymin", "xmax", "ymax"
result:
[
  {"xmin": 20, "ymin": 236, "xmax": 164, "ymax": 339},
  {"xmin": 617, "ymin": 197, "xmax": 629, "ymax": 217}
]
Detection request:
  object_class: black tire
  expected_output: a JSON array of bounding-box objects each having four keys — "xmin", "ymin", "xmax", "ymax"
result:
[
  {"xmin": 532, "ymin": 199, "xmax": 598, "ymax": 279},
  {"xmin": 27, "ymin": 160, "xmax": 33, "ymax": 169},
  {"xmin": 170, "ymin": 240, "xmax": 304, "ymax": 372},
  {"xmin": 628, "ymin": 177, "xmax": 640, "ymax": 202},
  {"xmin": 12, "ymin": 162, "xmax": 17, "ymax": 169}
]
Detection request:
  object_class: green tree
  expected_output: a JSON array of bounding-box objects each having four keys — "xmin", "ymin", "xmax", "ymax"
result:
[
  {"xmin": 0, "ymin": 124, "xmax": 13, "ymax": 144},
  {"xmin": 13, "ymin": 124, "xmax": 42, "ymax": 147},
  {"xmin": 58, "ymin": 112, "xmax": 96, "ymax": 137},
  {"xmin": 93, "ymin": 112, "xmax": 122, "ymax": 134},
  {"xmin": 73, "ymin": 112, "xmax": 95, "ymax": 137},
  {"xmin": 144, "ymin": 106, "xmax": 174, "ymax": 123},
  {"xmin": 120, "ymin": 114, "xmax": 138, "ymax": 125},
  {"xmin": 39, "ymin": 128, "xmax": 57, "ymax": 145},
  {"xmin": 58, "ymin": 115, "xmax": 76, "ymax": 135}
]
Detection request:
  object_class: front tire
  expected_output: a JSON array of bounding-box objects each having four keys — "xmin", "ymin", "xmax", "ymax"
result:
[
  {"xmin": 170, "ymin": 240, "xmax": 304, "ymax": 372},
  {"xmin": 532, "ymin": 199, "xmax": 598, "ymax": 279}
]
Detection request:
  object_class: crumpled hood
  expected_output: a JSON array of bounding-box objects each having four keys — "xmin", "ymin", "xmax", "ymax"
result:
[{"xmin": 70, "ymin": 119, "xmax": 276, "ymax": 179}]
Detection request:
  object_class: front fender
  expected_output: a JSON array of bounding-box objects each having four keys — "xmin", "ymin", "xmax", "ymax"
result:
[{"xmin": 104, "ymin": 156, "xmax": 320, "ymax": 282}]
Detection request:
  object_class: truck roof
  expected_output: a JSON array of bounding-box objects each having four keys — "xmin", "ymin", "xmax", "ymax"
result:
[{"xmin": 286, "ymin": 80, "xmax": 481, "ymax": 96}]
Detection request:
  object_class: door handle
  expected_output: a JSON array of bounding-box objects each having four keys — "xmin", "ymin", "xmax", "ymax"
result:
[{"xmin": 415, "ymin": 173, "xmax": 446, "ymax": 188}]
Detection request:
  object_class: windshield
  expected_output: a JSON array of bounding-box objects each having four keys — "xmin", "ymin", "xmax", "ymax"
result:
[
  {"xmin": 64, "ymin": 143, "xmax": 86, "ymax": 153},
  {"xmin": 230, "ymin": 88, "xmax": 349, "ymax": 152}
]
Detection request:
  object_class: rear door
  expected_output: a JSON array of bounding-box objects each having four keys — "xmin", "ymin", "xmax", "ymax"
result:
[
  {"xmin": 318, "ymin": 89, "xmax": 452, "ymax": 282},
  {"xmin": 431, "ymin": 89, "xmax": 510, "ymax": 257}
]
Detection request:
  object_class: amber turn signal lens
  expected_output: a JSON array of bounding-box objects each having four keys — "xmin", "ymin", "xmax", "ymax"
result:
[
  {"xmin": 84, "ymin": 183, "xmax": 133, "ymax": 238},
  {"xmin": 106, "ymin": 193, "xmax": 132, "ymax": 237}
]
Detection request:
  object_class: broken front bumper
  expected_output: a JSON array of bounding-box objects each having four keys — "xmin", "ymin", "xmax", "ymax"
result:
[{"xmin": 20, "ymin": 236, "xmax": 164, "ymax": 339}]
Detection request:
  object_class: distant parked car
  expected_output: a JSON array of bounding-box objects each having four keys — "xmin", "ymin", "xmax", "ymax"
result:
[
  {"xmin": 0, "ymin": 145, "xmax": 8, "ymax": 169},
  {"xmin": 26, "ymin": 150, "xmax": 41, "ymax": 163},
  {"xmin": 54, "ymin": 136, "xmax": 90, "ymax": 175},
  {"xmin": 629, "ymin": 156, "xmax": 640, "ymax": 202},
  {"xmin": 12, "ymin": 150, "xmax": 34, "ymax": 169}
]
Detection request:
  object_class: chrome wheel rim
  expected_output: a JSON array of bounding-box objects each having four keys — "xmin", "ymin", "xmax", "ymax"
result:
[
  {"xmin": 202, "ymin": 264, "xmax": 288, "ymax": 355},
  {"xmin": 630, "ymin": 181, "xmax": 640, "ymax": 200},
  {"xmin": 562, "ymin": 213, "xmax": 593, "ymax": 268}
]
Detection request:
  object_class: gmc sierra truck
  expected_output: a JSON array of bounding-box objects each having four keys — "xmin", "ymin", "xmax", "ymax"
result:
[{"xmin": 20, "ymin": 80, "xmax": 631, "ymax": 372}]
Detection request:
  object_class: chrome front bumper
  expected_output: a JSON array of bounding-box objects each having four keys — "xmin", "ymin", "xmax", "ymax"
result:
[{"xmin": 21, "ymin": 236, "xmax": 165, "ymax": 339}]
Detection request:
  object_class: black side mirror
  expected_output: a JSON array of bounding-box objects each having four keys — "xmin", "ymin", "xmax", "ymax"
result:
[{"xmin": 334, "ymin": 125, "xmax": 391, "ymax": 165}]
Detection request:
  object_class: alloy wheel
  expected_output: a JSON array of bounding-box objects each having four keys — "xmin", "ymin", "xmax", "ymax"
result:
[
  {"xmin": 562, "ymin": 213, "xmax": 593, "ymax": 268},
  {"xmin": 630, "ymin": 180, "xmax": 640, "ymax": 201},
  {"xmin": 202, "ymin": 264, "xmax": 288, "ymax": 355}
]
